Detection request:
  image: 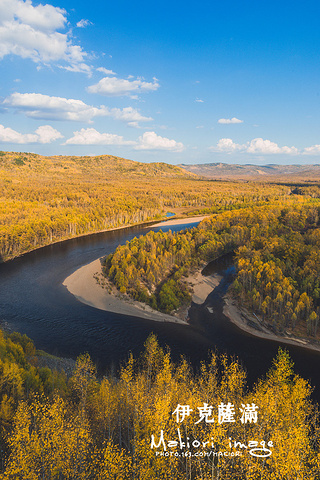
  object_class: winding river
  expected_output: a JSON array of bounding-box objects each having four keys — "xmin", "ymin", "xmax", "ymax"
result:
[{"xmin": 1, "ymin": 219, "xmax": 320, "ymax": 401}]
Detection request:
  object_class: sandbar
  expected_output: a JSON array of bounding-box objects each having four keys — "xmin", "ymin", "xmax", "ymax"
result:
[
  {"xmin": 150, "ymin": 215, "xmax": 210, "ymax": 228},
  {"xmin": 63, "ymin": 255, "xmax": 320, "ymax": 353},
  {"xmin": 185, "ymin": 271, "xmax": 221, "ymax": 304},
  {"xmin": 63, "ymin": 248, "xmax": 320, "ymax": 352},
  {"xmin": 63, "ymin": 259, "xmax": 188, "ymax": 324},
  {"xmin": 223, "ymin": 294, "xmax": 320, "ymax": 353},
  {"xmin": 62, "ymin": 255, "xmax": 221, "ymax": 324}
]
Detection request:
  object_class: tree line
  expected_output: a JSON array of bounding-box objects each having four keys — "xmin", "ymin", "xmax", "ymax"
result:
[
  {"xmin": 103, "ymin": 200, "xmax": 320, "ymax": 339},
  {"xmin": 0, "ymin": 151, "xmax": 289, "ymax": 261},
  {"xmin": 0, "ymin": 330, "xmax": 318, "ymax": 479}
]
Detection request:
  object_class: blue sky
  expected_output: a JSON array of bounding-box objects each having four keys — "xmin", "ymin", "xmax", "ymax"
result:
[{"xmin": 1, "ymin": 0, "xmax": 320, "ymax": 164}]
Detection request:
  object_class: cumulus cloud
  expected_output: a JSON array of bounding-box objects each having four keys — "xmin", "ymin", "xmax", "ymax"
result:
[
  {"xmin": 218, "ymin": 117, "xmax": 243, "ymax": 124},
  {"xmin": 211, "ymin": 137, "xmax": 299, "ymax": 154},
  {"xmin": 135, "ymin": 131, "xmax": 184, "ymax": 152},
  {"xmin": 87, "ymin": 76, "xmax": 159, "ymax": 97},
  {"xmin": 195, "ymin": 98, "xmax": 204, "ymax": 103},
  {"xmin": 4, "ymin": 93, "xmax": 153, "ymax": 125},
  {"xmin": 34, "ymin": 125, "xmax": 64, "ymax": 143},
  {"xmin": 76, "ymin": 19, "xmax": 92, "ymax": 28},
  {"xmin": 4, "ymin": 93, "xmax": 107, "ymax": 122},
  {"xmin": 217, "ymin": 141, "xmax": 320, "ymax": 156},
  {"xmin": 64, "ymin": 128, "xmax": 135, "ymax": 145},
  {"xmin": 303, "ymin": 145, "xmax": 320, "ymax": 155},
  {"xmin": 1, "ymin": 0, "xmax": 66, "ymax": 31},
  {"xmin": 0, "ymin": 123, "xmax": 63, "ymax": 143},
  {"xmin": 213, "ymin": 138, "xmax": 245, "ymax": 152},
  {"xmin": 0, "ymin": 0, "xmax": 90, "ymax": 73},
  {"xmin": 246, "ymin": 138, "xmax": 298, "ymax": 154},
  {"xmin": 109, "ymin": 106, "xmax": 152, "ymax": 124}
]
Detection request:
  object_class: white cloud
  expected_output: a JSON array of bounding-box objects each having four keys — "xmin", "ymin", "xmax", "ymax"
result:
[
  {"xmin": 195, "ymin": 98, "xmax": 204, "ymax": 103},
  {"xmin": 0, "ymin": 0, "xmax": 90, "ymax": 73},
  {"xmin": 64, "ymin": 128, "xmax": 135, "ymax": 145},
  {"xmin": 0, "ymin": 123, "xmax": 62, "ymax": 143},
  {"xmin": 246, "ymin": 138, "xmax": 298, "ymax": 154},
  {"xmin": 0, "ymin": 0, "xmax": 66, "ymax": 31},
  {"xmin": 59, "ymin": 63, "xmax": 92, "ymax": 75},
  {"xmin": 4, "ymin": 93, "xmax": 153, "ymax": 125},
  {"xmin": 109, "ymin": 106, "xmax": 152, "ymax": 124},
  {"xmin": 303, "ymin": 145, "xmax": 320, "ymax": 155},
  {"xmin": 76, "ymin": 19, "xmax": 92, "ymax": 28},
  {"xmin": 135, "ymin": 131, "xmax": 184, "ymax": 152},
  {"xmin": 97, "ymin": 67, "xmax": 116, "ymax": 75},
  {"xmin": 88, "ymin": 76, "xmax": 159, "ymax": 97},
  {"xmin": 211, "ymin": 137, "xmax": 299, "ymax": 154},
  {"xmin": 218, "ymin": 117, "xmax": 243, "ymax": 124},
  {"xmin": 35, "ymin": 125, "xmax": 63, "ymax": 143},
  {"xmin": 213, "ymin": 138, "xmax": 245, "ymax": 152},
  {"xmin": 4, "ymin": 93, "xmax": 107, "ymax": 122}
]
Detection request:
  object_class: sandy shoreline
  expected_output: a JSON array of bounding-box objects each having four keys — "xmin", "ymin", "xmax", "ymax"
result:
[
  {"xmin": 150, "ymin": 215, "xmax": 209, "ymax": 228},
  {"xmin": 185, "ymin": 271, "xmax": 221, "ymax": 304},
  {"xmin": 63, "ymin": 259, "xmax": 188, "ymax": 324},
  {"xmin": 63, "ymin": 256, "xmax": 219, "ymax": 325},
  {"xmin": 63, "ymin": 254, "xmax": 320, "ymax": 353},
  {"xmin": 62, "ymin": 215, "xmax": 214, "ymax": 324},
  {"xmin": 223, "ymin": 294, "xmax": 320, "ymax": 353}
]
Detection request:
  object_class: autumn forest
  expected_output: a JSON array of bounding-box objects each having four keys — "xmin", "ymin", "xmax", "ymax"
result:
[{"xmin": 1, "ymin": 151, "xmax": 320, "ymax": 478}]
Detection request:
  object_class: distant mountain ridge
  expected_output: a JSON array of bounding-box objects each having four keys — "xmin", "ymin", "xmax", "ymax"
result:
[
  {"xmin": 0, "ymin": 151, "xmax": 197, "ymax": 179},
  {"xmin": 3, "ymin": 151, "xmax": 320, "ymax": 181},
  {"xmin": 179, "ymin": 162, "xmax": 320, "ymax": 180}
]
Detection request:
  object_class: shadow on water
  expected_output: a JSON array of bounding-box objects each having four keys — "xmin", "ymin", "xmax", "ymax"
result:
[
  {"xmin": 0, "ymin": 222, "xmax": 213, "ymax": 373},
  {"xmin": 189, "ymin": 253, "xmax": 320, "ymax": 403},
  {"xmin": 1, "ymin": 227, "xmax": 320, "ymax": 403}
]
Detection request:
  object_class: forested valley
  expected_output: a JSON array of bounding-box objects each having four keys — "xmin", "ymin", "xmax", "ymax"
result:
[
  {"xmin": 103, "ymin": 200, "xmax": 320, "ymax": 341},
  {"xmin": 3, "ymin": 151, "xmax": 320, "ymax": 478},
  {"xmin": 0, "ymin": 151, "xmax": 287, "ymax": 261}
]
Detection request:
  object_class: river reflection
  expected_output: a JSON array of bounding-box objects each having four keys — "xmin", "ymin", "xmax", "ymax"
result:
[{"xmin": 0, "ymin": 221, "xmax": 320, "ymax": 402}]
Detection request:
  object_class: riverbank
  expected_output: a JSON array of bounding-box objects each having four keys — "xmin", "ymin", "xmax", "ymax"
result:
[
  {"xmin": 185, "ymin": 270, "xmax": 221, "ymax": 304},
  {"xmin": 62, "ymin": 215, "xmax": 212, "ymax": 324},
  {"xmin": 223, "ymin": 294, "xmax": 320, "ymax": 353},
  {"xmin": 63, "ymin": 259, "xmax": 188, "ymax": 324},
  {"xmin": 62, "ymin": 255, "xmax": 219, "ymax": 325},
  {"xmin": 3, "ymin": 215, "xmax": 210, "ymax": 264},
  {"xmin": 36, "ymin": 350, "xmax": 76, "ymax": 377},
  {"xmin": 150, "ymin": 215, "xmax": 209, "ymax": 228},
  {"xmin": 63, "ymin": 248, "xmax": 320, "ymax": 353}
]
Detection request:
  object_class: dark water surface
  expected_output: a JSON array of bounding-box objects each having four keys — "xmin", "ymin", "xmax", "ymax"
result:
[{"xmin": 1, "ymin": 220, "xmax": 320, "ymax": 401}]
